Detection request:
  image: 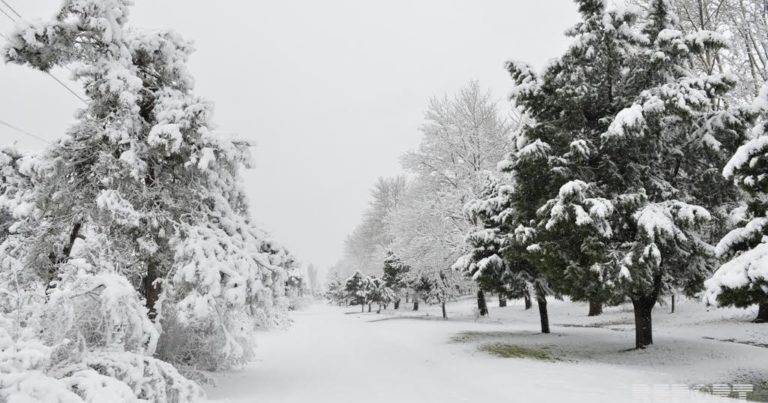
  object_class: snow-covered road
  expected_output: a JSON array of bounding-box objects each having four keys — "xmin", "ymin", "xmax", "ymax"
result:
[{"xmin": 206, "ymin": 303, "xmax": 732, "ymax": 403}]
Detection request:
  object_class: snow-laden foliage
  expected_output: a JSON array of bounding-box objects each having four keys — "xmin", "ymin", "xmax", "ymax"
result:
[
  {"xmin": 632, "ymin": 0, "xmax": 768, "ymax": 103},
  {"xmin": 381, "ymin": 251, "xmax": 410, "ymax": 306},
  {"xmin": 386, "ymin": 82, "xmax": 515, "ymax": 313},
  {"xmin": 0, "ymin": 259, "xmax": 203, "ymax": 403},
  {"xmin": 456, "ymin": 175, "xmax": 549, "ymax": 330},
  {"xmin": 334, "ymin": 176, "xmax": 407, "ymax": 277},
  {"xmin": 467, "ymin": 0, "xmax": 754, "ymax": 347},
  {"xmin": 705, "ymin": 86, "xmax": 768, "ymax": 308},
  {"xmin": 0, "ymin": 0, "xmax": 294, "ymax": 399}
]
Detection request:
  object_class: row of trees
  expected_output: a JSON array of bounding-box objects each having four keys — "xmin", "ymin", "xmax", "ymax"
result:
[
  {"xmin": 332, "ymin": 0, "xmax": 768, "ymax": 350},
  {"xmin": 0, "ymin": 1, "xmax": 304, "ymax": 402},
  {"xmin": 328, "ymin": 80, "xmax": 515, "ymax": 318},
  {"xmin": 328, "ymin": 249, "xmax": 489, "ymax": 317}
]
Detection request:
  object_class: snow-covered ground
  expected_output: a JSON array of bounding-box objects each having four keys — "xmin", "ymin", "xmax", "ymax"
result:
[{"xmin": 205, "ymin": 297, "xmax": 765, "ymax": 402}]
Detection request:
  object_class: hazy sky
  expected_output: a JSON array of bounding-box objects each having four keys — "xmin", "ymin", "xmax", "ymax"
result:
[{"xmin": 0, "ymin": 0, "xmax": 578, "ymax": 272}]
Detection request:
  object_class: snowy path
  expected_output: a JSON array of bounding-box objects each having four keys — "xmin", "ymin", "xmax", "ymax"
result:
[{"xmin": 205, "ymin": 303, "xmax": 731, "ymax": 403}]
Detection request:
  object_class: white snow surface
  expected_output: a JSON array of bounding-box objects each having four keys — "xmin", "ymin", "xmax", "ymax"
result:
[{"xmin": 204, "ymin": 298, "xmax": 763, "ymax": 403}]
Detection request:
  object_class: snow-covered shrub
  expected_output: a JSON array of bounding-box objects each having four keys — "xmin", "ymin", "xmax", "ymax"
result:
[
  {"xmin": 40, "ymin": 261, "xmax": 158, "ymax": 354},
  {"xmin": 1, "ymin": 324, "xmax": 90, "ymax": 403}
]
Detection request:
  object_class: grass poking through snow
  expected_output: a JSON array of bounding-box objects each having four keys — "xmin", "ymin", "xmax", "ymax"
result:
[{"xmin": 478, "ymin": 343, "xmax": 554, "ymax": 360}]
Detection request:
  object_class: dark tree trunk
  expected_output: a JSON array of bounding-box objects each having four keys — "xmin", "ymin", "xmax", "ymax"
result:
[
  {"xmin": 477, "ymin": 290, "xmax": 488, "ymax": 316},
  {"xmin": 361, "ymin": 302, "xmax": 365, "ymax": 312},
  {"xmin": 413, "ymin": 300, "xmax": 419, "ymax": 311},
  {"xmin": 754, "ymin": 303, "xmax": 768, "ymax": 323},
  {"xmin": 45, "ymin": 222, "xmax": 82, "ymax": 295},
  {"xmin": 499, "ymin": 295, "xmax": 507, "ymax": 307},
  {"xmin": 142, "ymin": 260, "xmax": 161, "ymax": 322},
  {"xmin": 368, "ymin": 303, "xmax": 372, "ymax": 312},
  {"xmin": 394, "ymin": 300, "xmax": 400, "ymax": 310},
  {"xmin": 537, "ymin": 295, "xmax": 550, "ymax": 334},
  {"xmin": 524, "ymin": 294, "xmax": 532, "ymax": 310},
  {"xmin": 670, "ymin": 294, "xmax": 675, "ymax": 314},
  {"xmin": 441, "ymin": 301, "xmax": 447, "ymax": 319},
  {"xmin": 588, "ymin": 299, "xmax": 603, "ymax": 316},
  {"xmin": 632, "ymin": 298, "xmax": 655, "ymax": 349}
]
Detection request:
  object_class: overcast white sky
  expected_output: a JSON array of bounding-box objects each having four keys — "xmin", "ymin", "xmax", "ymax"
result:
[{"xmin": 0, "ymin": 0, "xmax": 578, "ymax": 273}]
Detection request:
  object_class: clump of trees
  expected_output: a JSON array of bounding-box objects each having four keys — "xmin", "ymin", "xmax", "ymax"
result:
[
  {"xmin": 326, "ymin": 271, "xmax": 395, "ymax": 314},
  {"xmin": 0, "ymin": 1, "xmax": 300, "ymax": 401},
  {"xmin": 460, "ymin": 0, "xmax": 756, "ymax": 349},
  {"xmin": 334, "ymin": 0, "xmax": 768, "ymax": 351},
  {"xmin": 333, "ymin": 81, "xmax": 516, "ymax": 319}
]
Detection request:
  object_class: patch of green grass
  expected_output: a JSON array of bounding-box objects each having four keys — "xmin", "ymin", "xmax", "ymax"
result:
[
  {"xmin": 450, "ymin": 331, "xmax": 527, "ymax": 343},
  {"xmin": 738, "ymin": 380, "xmax": 768, "ymax": 402},
  {"xmin": 478, "ymin": 343, "xmax": 553, "ymax": 361}
]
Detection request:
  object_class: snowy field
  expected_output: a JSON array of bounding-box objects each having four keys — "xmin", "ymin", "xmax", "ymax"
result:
[{"xmin": 205, "ymin": 299, "xmax": 765, "ymax": 403}]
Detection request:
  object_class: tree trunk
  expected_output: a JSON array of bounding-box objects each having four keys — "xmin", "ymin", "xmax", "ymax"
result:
[
  {"xmin": 361, "ymin": 302, "xmax": 365, "ymax": 312},
  {"xmin": 377, "ymin": 304, "xmax": 382, "ymax": 314},
  {"xmin": 413, "ymin": 300, "xmax": 419, "ymax": 311},
  {"xmin": 142, "ymin": 260, "xmax": 161, "ymax": 322},
  {"xmin": 477, "ymin": 290, "xmax": 488, "ymax": 316},
  {"xmin": 537, "ymin": 295, "xmax": 550, "ymax": 334},
  {"xmin": 754, "ymin": 303, "xmax": 768, "ymax": 323},
  {"xmin": 405, "ymin": 294, "xmax": 410, "ymax": 303},
  {"xmin": 670, "ymin": 294, "xmax": 675, "ymax": 314},
  {"xmin": 441, "ymin": 301, "xmax": 447, "ymax": 319},
  {"xmin": 499, "ymin": 295, "xmax": 507, "ymax": 307},
  {"xmin": 632, "ymin": 298, "xmax": 655, "ymax": 349},
  {"xmin": 588, "ymin": 299, "xmax": 603, "ymax": 316},
  {"xmin": 45, "ymin": 222, "xmax": 82, "ymax": 295},
  {"xmin": 368, "ymin": 303, "xmax": 371, "ymax": 312},
  {"xmin": 394, "ymin": 300, "xmax": 400, "ymax": 310},
  {"xmin": 524, "ymin": 294, "xmax": 532, "ymax": 310}
]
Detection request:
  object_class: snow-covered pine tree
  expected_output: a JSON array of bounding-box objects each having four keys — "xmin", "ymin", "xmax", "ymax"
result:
[
  {"xmin": 705, "ymin": 85, "xmax": 768, "ymax": 322},
  {"xmin": 502, "ymin": 0, "xmax": 647, "ymax": 320},
  {"xmin": 2, "ymin": 0, "xmax": 290, "ymax": 390},
  {"xmin": 495, "ymin": 0, "xmax": 750, "ymax": 347},
  {"xmin": 345, "ymin": 271, "xmax": 371, "ymax": 312},
  {"xmin": 324, "ymin": 271, "xmax": 347, "ymax": 305},
  {"xmin": 455, "ymin": 176, "xmax": 549, "ymax": 332},
  {"xmin": 367, "ymin": 276, "xmax": 395, "ymax": 313},
  {"xmin": 596, "ymin": 0, "xmax": 753, "ymax": 348},
  {"xmin": 454, "ymin": 177, "xmax": 515, "ymax": 315},
  {"xmin": 382, "ymin": 251, "xmax": 410, "ymax": 309}
]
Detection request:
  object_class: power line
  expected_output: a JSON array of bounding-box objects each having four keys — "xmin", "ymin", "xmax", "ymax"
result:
[
  {"xmin": 0, "ymin": 3, "xmax": 88, "ymax": 105},
  {"xmin": 0, "ymin": 119, "xmax": 51, "ymax": 145},
  {"xmin": 0, "ymin": 0, "xmax": 20, "ymax": 19},
  {"xmin": 0, "ymin": 5, "xmax": 14, "ymax": 22},
  {"xmin": 42, "ymin": 70, "xmax": 88, "ymax": 104}
]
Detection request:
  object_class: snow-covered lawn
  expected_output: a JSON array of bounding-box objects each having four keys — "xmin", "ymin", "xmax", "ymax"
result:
[{"xmin": 205, "ymin": 298, "xmax": 765, "ymax": 402}]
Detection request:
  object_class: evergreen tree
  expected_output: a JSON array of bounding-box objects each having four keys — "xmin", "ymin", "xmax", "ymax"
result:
[
  {"xmin": 368, "ymin": 276, "xmax": 395, "ymax": 313},
  {"xmin": 456, "ymin": 176, "xmax": 551, "ymax": 333},
  {"xmin": 518, "ymin": 0, "xmax": 751, "ymax": 347},
  {"xmin": 382, "ymin": 251, "xmax": 410, "ymax": 309},
  {"xmin": 596, "ymin": 0, "xmax": 751, "ymax": 347},
  {"xmin": 345, "ymin": 271, "xmax": 371, "ymax": 312},
  {"xmin": 705, "ymin": 85, "xmax": 768, "ymax": 322},
  {"xmin": 486, "ymin": 0, "xmax": 750, "ymax": 347},
  {"xmin": 502, "ymin": 0, "xmax": 647, "ymax": 321}
]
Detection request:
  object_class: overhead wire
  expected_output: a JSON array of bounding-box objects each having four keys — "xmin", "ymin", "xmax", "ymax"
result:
[
  {"xmin": 0, "ymin": 1, "xmax": 88, "ymax": 105},
  {"xmin": 0, "ymin": 0, "xmax": 80, "ymax": 145},
  {"xmin": 0, "ymin": 0, "xmax": 21, "ymax": 19},
  {"xmin": 0, "ymin": 119, "xmax": 51, "ymax": 145}
]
